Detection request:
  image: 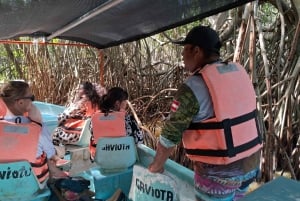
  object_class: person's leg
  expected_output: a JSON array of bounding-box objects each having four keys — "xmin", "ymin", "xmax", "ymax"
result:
[
  {"xmin": 233, "ymin": 186, "xmax": 249, "ymax": 201},
  {"xmin": 194, "ymin": 174, "xmax": 238, "ymax": 201},
  {"xmin": 233, "ymin": 168, "xmax": 259, "ymax": 200},
  {"xmin": 47, "ymin": 160, "xmax": 69, "ymax": 178}
]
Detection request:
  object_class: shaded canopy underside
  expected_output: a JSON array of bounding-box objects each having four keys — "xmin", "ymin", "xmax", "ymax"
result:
[{"xmin": 0, "ymin": 0, "xmax": 253, "ymax": 49}]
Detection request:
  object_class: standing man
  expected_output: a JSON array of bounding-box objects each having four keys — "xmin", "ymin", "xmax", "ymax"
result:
[{"xmin": 148, "ymin": 26, "xmax": 262, "ymax": 201}]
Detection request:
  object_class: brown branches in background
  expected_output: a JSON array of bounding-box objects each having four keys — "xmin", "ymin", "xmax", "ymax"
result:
[{"xmin": 0, "ymin": 0, "xmax": 299, "ymax": 182}]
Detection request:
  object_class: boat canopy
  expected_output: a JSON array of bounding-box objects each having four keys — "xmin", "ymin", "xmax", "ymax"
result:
[{"xmin": 0, "ymin": 0, "xmax": 253, "ymax": 49}]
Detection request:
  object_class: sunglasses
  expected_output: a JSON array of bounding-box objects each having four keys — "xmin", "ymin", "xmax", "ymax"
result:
[{"xmin": 18, "ymin": 95, "xmax": 35, "ymax": 101}]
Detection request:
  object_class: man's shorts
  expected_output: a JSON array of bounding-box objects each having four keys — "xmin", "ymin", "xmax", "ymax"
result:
[{"xmin": 194, "ymin": 168, "xmax": 259, "ymax": 201}]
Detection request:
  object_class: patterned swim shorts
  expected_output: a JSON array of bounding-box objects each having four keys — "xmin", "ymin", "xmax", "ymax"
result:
[{"xmin": 194, "ymin": 169, "xmax": 259, "ymax": 201}]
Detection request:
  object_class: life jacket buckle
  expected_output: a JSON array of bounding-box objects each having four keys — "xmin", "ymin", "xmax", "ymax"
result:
[
  {"xmin": 15, "ymin": 116, "xmax": 22, "ymax": 124},
  {"xmin": 222, "ymin": 118, "xmax": 236, "ymax": 157},
  {"xmin": 222, "ymin": 118, "xmax": 231, "ymax": 128}
]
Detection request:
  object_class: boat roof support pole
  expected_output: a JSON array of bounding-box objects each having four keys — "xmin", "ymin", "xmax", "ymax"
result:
[{"xmin": 98, "ymin": 49, "xmax": 105, "ymax": 86}]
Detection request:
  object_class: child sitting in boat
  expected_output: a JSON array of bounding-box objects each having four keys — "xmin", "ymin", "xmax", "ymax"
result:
[{"xmin": 89, "ymin": 87, "xmax": 144, "ymax": 160}]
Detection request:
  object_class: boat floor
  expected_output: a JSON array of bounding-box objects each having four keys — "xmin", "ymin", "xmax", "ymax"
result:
[{"xmin": 62, "ymin": 144, "xmax": 195, "ymax": 201}]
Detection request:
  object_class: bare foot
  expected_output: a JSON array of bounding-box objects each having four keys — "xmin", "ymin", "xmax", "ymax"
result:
[
  {"xmin": 47, "ymin": 160, "xmax": 69, "ymax": 178},
  {"xmin": 56, "ymin": 158, "xmax": 70, "ymax": 167},
  {"xmin": 50, "ymin": 154, "xmax": 70, "ymax": 167}
]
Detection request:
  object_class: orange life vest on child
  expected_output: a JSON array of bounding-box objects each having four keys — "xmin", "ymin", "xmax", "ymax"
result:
[
  {"xmin": 60, "ymin": 101, "xmax": 98, "ymax": 135},
  {"xmin": 0, "ymin": 98, "xmax": 49, "ymax": 183},
  {"xmin": 30, "ymin": 152, "xmax": 49, "ymax": 183},
  {"xmin": 89, "ymin": 111, "xmax": 126, "ymax": 160},
  {"xmin": 182, "ymin": 62, "xmax": 262, "ymax": 165}
]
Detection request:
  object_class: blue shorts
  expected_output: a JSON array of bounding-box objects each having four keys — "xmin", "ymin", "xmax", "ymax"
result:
[{"xmin": 194, "ymin": 169, "xmax": 259, "ymax": 201}]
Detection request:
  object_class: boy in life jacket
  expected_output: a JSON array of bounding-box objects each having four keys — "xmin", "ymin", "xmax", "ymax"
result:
[
  {"xmin": 148, "ymin": 26, "xmax": 262, "ymax": 201},
  {"xmin": 0, "ymin": 80, "xmax": 68, "ymax": 181}
]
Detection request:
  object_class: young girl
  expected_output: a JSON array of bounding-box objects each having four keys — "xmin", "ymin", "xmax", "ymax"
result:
[{"xmin": 89, "ymin": 87, "xmax": 144, "ymax": 160}]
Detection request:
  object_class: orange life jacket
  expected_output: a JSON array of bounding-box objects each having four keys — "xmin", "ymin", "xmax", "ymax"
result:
[
  {"xmin": 89, "ymin": 111, "xmax": 126, "ymax": 160},
  {"xmin": 182, "ymin": 62, "xmax": 262, "ymax": 165},
  {"xmin": 0, "ymin": 98, "xmax": 49, "ymax": 183},
  {"xmin": 60, "ymin": 100, "xmax": 98, "ymax": 135}
]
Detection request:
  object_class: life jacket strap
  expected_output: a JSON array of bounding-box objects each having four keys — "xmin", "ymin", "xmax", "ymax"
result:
[
  {"xmin": 30, "ymin": 156, "xmax": 48, "ymax": 167},
  {"xmin": 29, "ymin": 118, "xmax": 43, "ymax": 127},
  {"xmin": 186, "ymin": 109, "xmax": 261, "ymax": 157},
  {"xmin": 36, "ymin": 167, "xmax": 49, "ymax": 179},
  {"xmin": 185, "ymin": 137, "xmax": 261, "ymax": 157},
  {"xmin": 30, "ymin": 155, "xmax": 49, "ymax": 179},
  {"xmin": 188, "ymin": 109, "xmax": 257, "ymax": 130}
]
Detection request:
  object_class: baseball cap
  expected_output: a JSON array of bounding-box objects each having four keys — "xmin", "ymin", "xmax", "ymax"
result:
[{"xmin": 174, "ymin": 25, "xmax": 221, "ymax": 55}]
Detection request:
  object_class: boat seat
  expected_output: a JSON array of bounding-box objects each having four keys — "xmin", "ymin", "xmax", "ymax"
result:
[
  {"xmin": 91, "ymin": 136, "xmax": 137, "ymax": 200},
  {"xmin": 0, "ymin": 161, "xmax": 50, "ymax": 201},
  {"xmin": 94, "ymin": 136, "xmax": 137, "ymax": 173},
  {"xmin": 0, "ymin": 120, "xmax": 50, "ymax": 201},
  {"xmin": 129, "ymin": 165, "xmax": 179, "ymax": 201},
  {"xmin": 75, "ymin": 117, "xmax": 92, "ymax": 147},
  {"xmin": 65, "ymin": 117, "xmax": 92, "ymax": 149},
  {"xmin": 90, "ymin": 111, "xmax": 137, "ymax": 200},
  {"xmin": 64, "ymin": 118, "xmax": 94, "ymax": 174},
  {"xmin": 92, "ymin": 112, "xmax": 137, "ymax": 172}
]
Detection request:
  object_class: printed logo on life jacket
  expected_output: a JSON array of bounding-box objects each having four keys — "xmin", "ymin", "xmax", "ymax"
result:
[
  {"xmin": 135, "ymin": 178, "xmax": 174, "ymax": 201},
  {"xmin": 4, "ymin": 125, "xmax": 29, "ymax": 134},
  {"xmin": 99, "ymin": 115, "xmax": 116, "ymax": 121},
  {"xmin": 0, "ymin": 166, "xmax": 32, "ymax": 180},
  {"xmin": 170, "ymin": 100, "xmax": 180, "ymax": 112},
  {"xmin": 101, "ymin": 143, "xmax": 130, "ymax": 151},
  {"xmin": 217, "ymin": 63, "xmax": 238, "ymax": 74}
]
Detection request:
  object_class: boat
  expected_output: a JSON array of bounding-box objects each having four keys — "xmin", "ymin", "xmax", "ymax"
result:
[
  {"xmin": 0, "ymin": 0, "xmax": 246, "ymax": 199},
  {"xmin": 0, "ymin": 1, "xmax": 259, "ymax": 200},
  {"xmin": 0, "ymin": 101, "xmax": 195, "ymax": 201},
  {"xmin": 1, "ymin": 97, "xmax": 299, "ymax": 201},
  {"xmin": 1, "ymin": 0, "xmax": 299, "ymax": 200}
]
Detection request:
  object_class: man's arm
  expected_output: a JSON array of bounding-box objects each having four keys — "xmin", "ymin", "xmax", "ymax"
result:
[{"xmin": 148, "ymin": 83, "xmax": 199, "ymax": 173}]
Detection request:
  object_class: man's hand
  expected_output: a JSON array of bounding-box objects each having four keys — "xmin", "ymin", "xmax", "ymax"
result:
[
  {"xmin": 148, "ymin": 142, "xmax": 175, "ymax": 173},
  {"xmin": 148, "ymin": 160, "xmax": 165, "ymax": 173}
]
